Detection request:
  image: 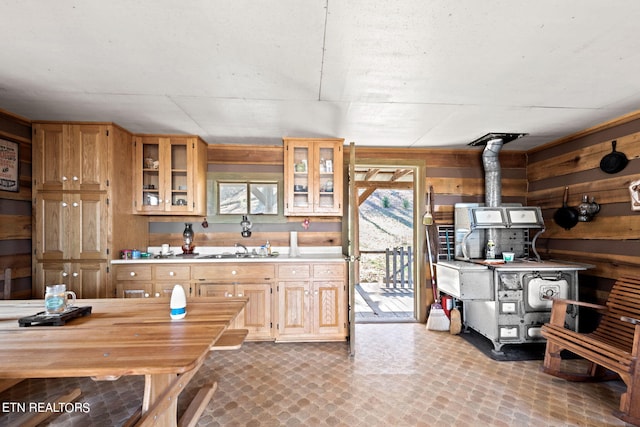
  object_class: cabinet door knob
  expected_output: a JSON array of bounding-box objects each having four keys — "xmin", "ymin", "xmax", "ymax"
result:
[
  {"xmin": 61, "ymin": 202, "xmax": 68, "ymax": 207},
  {"xmin": 237, "ymin": 293, "xmax": 243, "ymax": 297},
  {"xmin": 72, "ymin": 202, "xmax": 79, "ymax": 207},
  {"xmin": 144, "ymin": 293, "xmax": 150, "ymax": 298},
  {"xmin": 72, "ymin": 272, "xmax": 79, "ymax": 277},
  {"xmin": 155, "ymin": 292, "xmax": 160, "ymax": 297},
  {"xmin": 130, "ymin": 271, "xmax": 136, "ymax": 277},
  {"xmin": 62, "ymin": 272, "xmax": 69, "ymax": 277},
  {"xmin": 72, "ymin": 176, "xmax": 79, "ymax": 181},
  {"xmin": 62, "ymin": 176, "xmax": 68, "ymax": 181}
]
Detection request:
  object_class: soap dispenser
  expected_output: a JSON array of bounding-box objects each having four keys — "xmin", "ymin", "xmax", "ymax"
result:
[{"xmin": 170, "ymin": 284, "xmax": 187, "ymax": 320}]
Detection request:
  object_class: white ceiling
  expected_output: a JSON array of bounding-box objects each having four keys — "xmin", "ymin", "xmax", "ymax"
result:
[{"xmin": 2, "ymin": 1, "xmax": 640, "ymax": 150}]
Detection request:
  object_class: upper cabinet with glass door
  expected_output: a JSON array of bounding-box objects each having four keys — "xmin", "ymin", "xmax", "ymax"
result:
[
  {"xmin": 283, "ymin": 138, "xmax": 344, "ymax": 216},
  {"xmin": 134, "ymin": 135, "xmax": 207, "ymax": 215}
]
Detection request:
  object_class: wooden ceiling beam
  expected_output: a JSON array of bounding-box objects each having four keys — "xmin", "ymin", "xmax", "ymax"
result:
[
  {"xmin": 355, "ymin": 181, "xmax": 413, "ymax": 189},
  {"xmin": 390, "ymin": 169, "xmax": 412, "ymax": 181},
  {"xmin": 362, "ymin": 168, "xmax": 380, "ymax": 181},
  {"xmin": 358, "ymin": 187, "xmax": 376, "ymax": 206}
]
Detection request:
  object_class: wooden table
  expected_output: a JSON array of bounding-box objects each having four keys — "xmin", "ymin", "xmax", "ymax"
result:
[{"xmin": 0, "ymin": 297, "xmax": 247, "ymax": 427}]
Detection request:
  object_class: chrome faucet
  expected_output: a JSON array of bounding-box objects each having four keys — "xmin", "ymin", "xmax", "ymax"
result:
[{"xmin": 234, "ymin": 243, "xmax": 248, "ymax": 255}]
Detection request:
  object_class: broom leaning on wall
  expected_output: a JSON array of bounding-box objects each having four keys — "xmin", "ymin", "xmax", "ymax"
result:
[{"xmin": 425, "ymin": 187, "xmax": 450, "ymax": 331}]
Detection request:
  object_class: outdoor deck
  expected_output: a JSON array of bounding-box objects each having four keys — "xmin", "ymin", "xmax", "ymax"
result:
[{"xmin": 355, "ymin": 282, "xmax": 415, "ymax": 323}]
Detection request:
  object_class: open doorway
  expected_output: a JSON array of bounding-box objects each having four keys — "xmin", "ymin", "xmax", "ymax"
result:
[{"xmin": 353, "ymin": 165, "xmax": 418, "ymax": 323}]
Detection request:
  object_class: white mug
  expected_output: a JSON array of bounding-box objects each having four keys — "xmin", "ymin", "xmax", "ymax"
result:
[
  {"xmin": 161, "ymin": 244, "xmax": 170, "ymax": 255},
  {"xmin": 45, "ymin": 284, "xmax": 76, "ymax": 315}
]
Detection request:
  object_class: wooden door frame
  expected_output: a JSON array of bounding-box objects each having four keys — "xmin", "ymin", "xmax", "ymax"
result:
[{"xmin": 352, "ymin": 158, "xmax": 427, "ymax": 323}]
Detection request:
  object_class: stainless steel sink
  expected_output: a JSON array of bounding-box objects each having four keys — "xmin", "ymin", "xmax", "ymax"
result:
[{"xmin": 197, "ymin": 253, "xmax": 257, "ymax": 259}]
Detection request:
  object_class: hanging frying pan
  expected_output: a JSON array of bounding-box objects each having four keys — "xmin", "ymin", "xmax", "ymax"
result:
[
  {"xmin": 600, "ymin": 140, "xmax": 628, "ymax": 174},
  {"xmin": 554, "ymin": 186, "xmax": 579, "ymax": 230}
]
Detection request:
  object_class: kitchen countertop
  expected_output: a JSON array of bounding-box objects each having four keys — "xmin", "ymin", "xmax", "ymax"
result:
[
  {"xmin": 111, "ymin": 247, "xmax": 346, "ymax": 264},
  {"xmin": 437, "ymin": 258, "xmax": 592, "ymax": 271}
]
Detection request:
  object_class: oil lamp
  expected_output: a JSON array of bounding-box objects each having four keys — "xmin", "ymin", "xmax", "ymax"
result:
[{"xmin": 182, "ymin": 223, "xmax": 195, "ymax": 254}]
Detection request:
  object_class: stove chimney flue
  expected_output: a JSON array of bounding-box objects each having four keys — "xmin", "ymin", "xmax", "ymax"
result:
[
  {"xmin": 467, "ymin": 132, "xmax": 528, "ymax": 207},
  {"xmin": 483, "ymin": 138, "xmax": 504, "ymax": 208}
]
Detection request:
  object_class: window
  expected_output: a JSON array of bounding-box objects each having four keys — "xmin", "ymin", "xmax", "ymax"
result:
[{"xmin": 217, "ymin": 182, "xmax": 279, "ymax": 215}]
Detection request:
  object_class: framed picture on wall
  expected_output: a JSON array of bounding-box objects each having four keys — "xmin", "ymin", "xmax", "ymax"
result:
[{"xmin": 0, "ymin": 138, "xmax": 19, "ymax": 192}]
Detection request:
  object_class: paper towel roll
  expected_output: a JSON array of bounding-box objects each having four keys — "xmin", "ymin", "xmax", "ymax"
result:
[{"xmin": 289, "ymin": 231, "xmax": 300, "ymax": 258}]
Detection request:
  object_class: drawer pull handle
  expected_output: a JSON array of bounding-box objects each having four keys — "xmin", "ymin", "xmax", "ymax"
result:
[
  {"xmin": 130, "ymin": 272, "xmax": 136, "ymax": 277},
  {"xmin": 231, "ymin": 270, "xmax": 237, "ymax": 275},
  {"xmin": 237, "ymin": 293, "xmax": 243, "ymax": 297},
  {"xmin": 169, "ymin": 271, "xmax": 175, "ymax": 276},
  {"xmin": 155, "ymin": 292, "xmax": 160, "ymax": 297}
]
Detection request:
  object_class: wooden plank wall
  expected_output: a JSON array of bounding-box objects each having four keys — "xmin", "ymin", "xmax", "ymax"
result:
[
  {"xmin": 148, "ymin": 144, "xmax": 343, "ymax": 249},
  {"xmin": 352, "ymin": 146, "xmax": 528, "ymax": 225},
  {"xmin": 148, "ymin": 144, "xmax": 526, "ymax": 250},
  {"xmin": 528, "ymin": 112, "xmax": 640, "ymax": 292},
  {"xmin": 0, "ymin": 109, "xmax": 32, "ymax": 299}
]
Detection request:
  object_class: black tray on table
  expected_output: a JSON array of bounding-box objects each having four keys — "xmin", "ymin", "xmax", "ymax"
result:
[{"xmin": 18, "ymin": 306, "xmax": 92, "ymax": 327}]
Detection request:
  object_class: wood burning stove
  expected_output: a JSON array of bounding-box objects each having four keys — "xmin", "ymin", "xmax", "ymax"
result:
[{"xmin": 436, "ymin": 204, "xmax": 590, "ymax": 354}]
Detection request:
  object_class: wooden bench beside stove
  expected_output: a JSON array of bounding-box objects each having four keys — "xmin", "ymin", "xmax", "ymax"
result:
[{"xmin": 541, "ymin": 276, "xmax": 640, "ymax": 426}]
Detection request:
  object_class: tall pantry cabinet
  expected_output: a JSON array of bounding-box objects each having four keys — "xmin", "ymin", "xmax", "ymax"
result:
[{"xmin": 32, "ymin": 122, "xmax": 148, "ymax": 298}]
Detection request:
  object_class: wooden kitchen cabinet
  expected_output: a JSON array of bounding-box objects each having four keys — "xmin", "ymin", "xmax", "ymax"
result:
[
  {"xmin": 33, "ymin": 123, "xmax": 110, "ymax": 192},
  {"xmin": 194, "ymin": 263, "xmax": 274, "ymax": 340},
  {"xmin": 152, "ymin": 265, "xmax": 191, "ymax": 298},
  {"xmin": 133, "ymin": 134, "xmax": 207, "ymax": 215},
  {"xmin": 113, "ymin": 264, "xmax": 191, "ymax": 298},
  {"xmin": 34, "ymin": 192, "xmax": 108, "ymax": 261},
  {"xmin": 34, "ymin": 261, "xmax": 108, "ymax": 299},
  {"xmin": 111, "ymin": 260, "xmax": 345, "ymax": 342},
  {"xmin": 276, "ymin": 262, "xmax": 346, "ymax": 341},
  {"xmin": 198, "ymin": 283, "xmax": 236, "ymax": 298},
  {"xmin": 32, "ymin": 122, "xmax": 148, "ymax": 299},
  {"xmin": 283, "ymin": 137, "xmax": 344, "ymax": 216},
  {"xmin": 116, "ymin": 282, "xmax": 154, "ymax": 298},
  {"xmin": 197, "ymin": 283, "xmax": 273, "ymax": 340}
]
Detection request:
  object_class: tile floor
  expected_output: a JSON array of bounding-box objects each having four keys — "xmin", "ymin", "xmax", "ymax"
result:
[{"xmin": 0, "ymin": 323, "xmax": 632, "ymax": 426}]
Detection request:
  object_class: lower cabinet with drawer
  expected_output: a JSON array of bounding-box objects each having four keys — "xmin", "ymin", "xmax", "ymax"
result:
[
  {"xmin": 113, "ymin": 264, "xmax": 190, "ymax": 299},
  {"xmin": 112, "ymin": 260, "xmax": 346, "ymax": 342},
  {"xmin": 198, "ymin": 282, "xmax": 273, "ymax": 341},
  {"xmin": 275, "ymin": 263, "xmax": 347, "ymax": 342},
  {"xmin": 194, "ymin": 263, "xmax": 274, "ymax": 341}
]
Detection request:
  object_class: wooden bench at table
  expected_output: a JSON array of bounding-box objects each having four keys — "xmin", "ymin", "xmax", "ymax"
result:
[
  {"xmin": 169, "ymin": 329, "xmax": 249, "ymax": 427},
  {"xmin": 211, "ymin": 328, "xmax": 248, "ymax": 351},
  {"xmin": 541, "ymin": 276, "xmax": 640, "ymax": 426}
]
